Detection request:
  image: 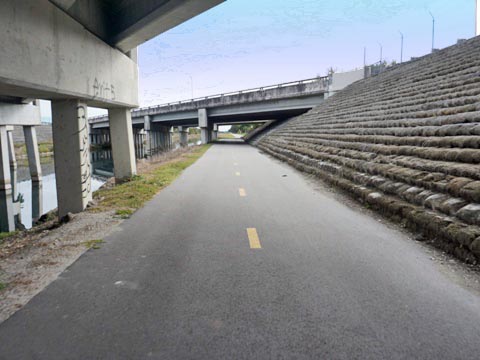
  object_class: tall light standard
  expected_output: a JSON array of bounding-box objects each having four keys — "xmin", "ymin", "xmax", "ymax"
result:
[
  {"xmin": 399, "ymin": 31, "xmax": 404, "ymax": 63},
  {"xmin": 188, "ymin": 74, "xmax": 194, "ymax": 99},
  {"xmin": 429, "ymin": 11, "xmax": 435, "ymax": 52},
  {"xmin": 378, "ymin": 42, "xmax": 383, "ymax": 63},
  {"xmin": 476, "ymin": 0, "xmax": 480, "ymax": 36},
  {"xmin": 363, "ymin": 46, "xmax": 367, "ymax": 68}
]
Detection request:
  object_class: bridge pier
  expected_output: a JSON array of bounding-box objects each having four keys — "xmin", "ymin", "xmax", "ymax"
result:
[
  {"xmin": 109, "ymin": 108, "xmax": 137, "ymax": 181},
  {"xmin": 52, "ymin": 100, "xmax": 92, "ymax": 218},
  {"xmin": 144, "ymin": 115, "xmax": 152, "ymax": 157},
  {"xmin": 211, "ymin": 124, "xmax": 218, "ymax": 141},
  {"xmin": 179, "ymin": 126, "xmax": 189, "ymax": 147},
  {"xmin": 0, "ymin": 126, "xmax": 15, "ymax": 232},
  {"xmin": 198, "ymin": 109, "xmax": 210, "ymax": 144},
  {"xmin": 6, "ymin": 128, "xmax": 18, "ymax": 218},
  {"xmin": 23, "ymin": 126, "xmax": 43, "ymax": 222}
]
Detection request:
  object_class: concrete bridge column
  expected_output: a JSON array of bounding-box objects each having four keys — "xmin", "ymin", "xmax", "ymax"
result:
[
  {"xmin": 178, "ymin": 126, "xmax": 188, "ymax": 147},
  {"xmin": 151, "ymin": 124, "xmax": 173, "ymax": 152},
  {"xmin": 52, "ymin": 100, "xmax": 92, "ymax": 218},
  {"xmin": 6, "ymin": 127, "xmax": 22, "ymax": 226},
  {"xmin": 144, "ymin": 115, "xmax": 152, "ymax": 157},
  {"xmin": 198, "ymin": 109, "xmax": 210, "ymax": 144},
  {"xmin": 211, "ymin": 124, "xmax": 218, "ymax": 141},
  {"xmin": 169, "ymin": 127, "xmax": 174, "ymax": 149},
  {"xmin": 24, "ymin": 126, "xmax": 43, "ymax": 222},
  {"xmin": 6, "ymin": 128, "xmax": 17, "ymax": 204},
  {"xmin": 0, "ymin": 126, "xmax": 16, "ymax": 232},
  {"xmin": 109, "ymin": 108, "xmax": 137, "ymax": 181}
]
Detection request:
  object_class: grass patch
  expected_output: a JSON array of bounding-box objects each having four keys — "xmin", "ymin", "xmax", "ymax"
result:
[
  {"xmin": 218, "ymin": 132, "xmax": 236, "ymax": 139},
  {"xmin": 0, "ymin": 231, "xmax": 18, "ymax": 244},
  {"xmin": 115, "ymin": 209, "xmax": 133, "ymax": 219},
  {"xmin": 0, "ymin": 282, "xmax": 7, "ymax": 291},
  {"xmin": 93, "ymin": 145, "xmax": 211, "ymax": 215},
  {"xmin": 15, "ymin": 142, "xmax": 54, "ymax": 157},
  {"xmin": 82, "ymin": 239, "xmax": 104, "ymax": 250}
]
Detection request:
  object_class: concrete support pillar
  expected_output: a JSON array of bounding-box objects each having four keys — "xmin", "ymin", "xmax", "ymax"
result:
[
  {"xmin": 169, "ymin": 127, "xmax": 174, "ymax": 150},
  {"xmin": 6, "ymin": 127, "xmax": 23, "ymax": 227},
  {"xmin": 0, "ymin": 126, "xmax": 15, "ymax": 232},
  {"xmin": 24, "ymin": 126, "xmax": 43, "ymax": 221},
  {"xmin": 198, "ymin": 108, "xmax": 209, "ymax": 144},
  {"xmin": 109, "ymin": 108, "xmax": 137, "ymax": 181},
  {"xmin": 6, "ymin": 128, "xmax": 17, "ymax": 202},
  {"xmin": 178, "ymin": 126, "xmax": 188, "ymax": 147},
  {"xmin": 211, "ymin": 123, "xmax": 218, "ymax": 141},
  {"xmin": 51, "ymin": 100, "xmax": 92, "ymax": 218},
  {"xmin": 144, "ymin": 115, "xmax": 152, "ymax": 157}
]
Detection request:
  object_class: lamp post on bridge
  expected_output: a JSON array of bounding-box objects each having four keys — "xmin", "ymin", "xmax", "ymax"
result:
[
  {"xmin": 399, "ymin": 31, "xmax": 404, "ymax": 63},
  {"xmin": 429, "ymin": 11, "xmax": 435, "ymax": 52},
  {"xmin": 188, "ymin": 74, "xmax": 194, "ymax": 99}
]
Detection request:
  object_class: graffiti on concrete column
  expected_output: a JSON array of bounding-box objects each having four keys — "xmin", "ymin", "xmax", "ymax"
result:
[
  {"xmin": 92, "ymin": 78, "xmax": 115, "ymax": 100},
  {"xmin": 77, "ymin": 105, "xmax": 91, "ymax": 199}
]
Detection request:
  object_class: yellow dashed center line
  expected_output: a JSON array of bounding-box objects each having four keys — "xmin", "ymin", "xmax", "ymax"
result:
[
  {"xmin": 239, "ymin": 188, "xmax": 246, "ymax": 197},
  {"xmin": 235, "ymin": 172, "xmax": 240, "ymax": 176},
  {"xmin": 247, "ymin": 228, "xmax": 261, "ymax": 249}
]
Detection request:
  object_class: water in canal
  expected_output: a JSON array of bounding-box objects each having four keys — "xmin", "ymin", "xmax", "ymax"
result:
[{"xmin": 16, "ymin": 157, "xmax": 105, "ymax": 229}]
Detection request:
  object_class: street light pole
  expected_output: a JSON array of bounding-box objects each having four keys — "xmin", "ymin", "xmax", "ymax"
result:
[
  {"xmin": 429, "ymin": 11, "xmax": 435, "ymax": 52},
  {"xmin": 399, "ymin": 31, "xmax": 404, "ymax": 63},
  {"xmin": 378, "ymin": 42, "xmax": 383, "ymax": 63},
  {"xmin": 188, "ymin": 74, "xmax": 194, "ymax": 99},
  {"xmin": 476, "ymin": 0, "xmax": 480, "ymax": 36},
  {"xmin": 363, "ymin": 46, "xmax": 366, "ymax": 68}
]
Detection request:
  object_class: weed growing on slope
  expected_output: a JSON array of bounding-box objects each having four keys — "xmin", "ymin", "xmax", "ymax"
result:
[{"xmin": 82, "ymin": 239, "xmax": 105, "ymax": 250}]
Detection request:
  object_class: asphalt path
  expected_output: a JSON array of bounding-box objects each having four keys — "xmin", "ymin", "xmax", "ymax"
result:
[{"xmin": 1, "ymin": 142, "xmax": 480, "ymax": 359}]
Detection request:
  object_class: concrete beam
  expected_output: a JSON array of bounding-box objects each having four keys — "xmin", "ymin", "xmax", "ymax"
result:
[
  {"xmin": 48, "ymin": 0, "xmax": 225, "ymax": 53},
  {"xmin": 111, "ymin": 0, "xmax": 226, "ymax": 52},
  {"xmin": 109, "ymin": 108, "xmax": 137, "ymax": 181},
  {"xmin": 51, "ymin": 100, "xmax": 92, "ymax": 218},
  {"xmin": 0, "ymin": 103, "xmax": 41, "ymax": 126},
  {"xmin": 0, "ymin": 0, "xmax": 138, "ymax": 108}
]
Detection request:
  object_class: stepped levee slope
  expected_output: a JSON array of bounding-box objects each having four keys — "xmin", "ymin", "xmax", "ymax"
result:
[{"xmin": 254, "ymin": 36, "xmax": 480, "ymax": 262}]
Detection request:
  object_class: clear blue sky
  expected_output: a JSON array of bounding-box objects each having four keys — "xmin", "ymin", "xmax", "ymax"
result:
[{"xmin": 40, "ymin": 0, "xmax": 477, "ymax": 119}]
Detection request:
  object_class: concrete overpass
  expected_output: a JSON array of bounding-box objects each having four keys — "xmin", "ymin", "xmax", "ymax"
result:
[
  {"xmin": 89, "ymin": 76, "xmax": 331, "ymax": 147},
  {"xmin": 89, "ymin": 68, "xmax": 364, "ymax": 149},
  {"xmin": 0, "ymin": 0, "xmax": 224, "ymax": 231}
]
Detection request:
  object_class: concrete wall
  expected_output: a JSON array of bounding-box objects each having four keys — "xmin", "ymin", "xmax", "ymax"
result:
[
  {"xmin": 255, "ymin": 36, "xmax": 480, "ymax": 263},
  {"xmin": 328, "ymin": 69, "xmax": 365, "ymax": 93}
]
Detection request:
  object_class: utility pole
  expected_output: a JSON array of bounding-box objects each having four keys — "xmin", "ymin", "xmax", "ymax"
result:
[
  {"xmin": 429, "ymin": 11, "xmax": 435, "ymax": 52},
  {"xmin": 476, "ymin": 0, "xmax": 480, "ymax": 36},
  {"xmin": 399, "ymin": 31, "xmax": 404, "ymax": 63},
  {"xmin": 363, "ymin": 47, "xmax": 367, "ymax": 68},
  {"xmin": 188, "ymin": 74, "xmax": 194, "ymax": 99},
  {"xmin": 378, "ymin": 42, "xmax": 383, "ymax": 63}
]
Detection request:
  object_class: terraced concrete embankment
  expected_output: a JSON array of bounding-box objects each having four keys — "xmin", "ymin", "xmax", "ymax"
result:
[{"xmin": 253, "ymin": 37, "xmax": 480, "ymax": 263}]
